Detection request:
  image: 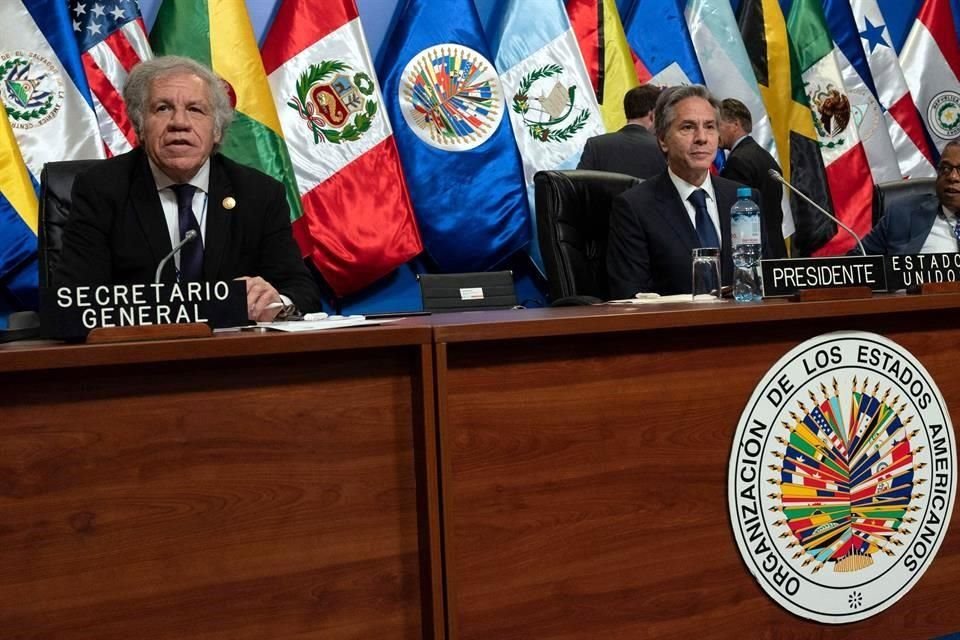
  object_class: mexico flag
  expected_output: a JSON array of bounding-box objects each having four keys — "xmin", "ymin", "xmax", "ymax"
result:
[
  {"xmin": 262, "ymin": 0, "xmax": 422, "ymax": 296},
  {"xmin": 786, "ymin": 0, "xmax": 874, "ymax": 256}
]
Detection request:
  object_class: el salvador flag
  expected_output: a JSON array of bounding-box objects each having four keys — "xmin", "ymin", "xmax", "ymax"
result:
[
  {"xmin": 377, "ymin": 0, "xmax": 531, "ymax": 273},
  {"xmin": 486, "ymin": 0, "xmax": 605, "ymax": 273}
]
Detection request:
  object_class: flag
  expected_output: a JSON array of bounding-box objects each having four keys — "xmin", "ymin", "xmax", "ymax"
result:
[
  {"xmin": 738, "ymin": 0, "xmax": 834, "ymax": 256},
  {"xmin": 899, "ymin": 0, "xmax": 960, "ymax": 154},
  {"xmin": 489, "ymin": 0, "xmax": 605, "ymax": 271},
  {"xmin": 150, "ymin": 0, "xmax": 303, "ymax": 223},
  {"xmin": 70, "ymin": 0, "xmax": 152, "ymax": 156},
  {"xmin": 261, "ymin": 0, "xmax": 422, "ymax": 297},
  {"xmin": 822, "ymin": 0, "xmax": 918, "ymax": 183},
  {"xmin": 845, "ymin": 0, "xmax": 936, "ymax": 178},
  {"xmin": 627, "ymin": 0, "xmax": 704, "ymax": 87},
  {"xmin": 566, "ymin": 0, "xmax": 639, "ymax": 130},
  {"xmin": 786, "ymin": 0, "xmax": 874, "ymax": 256},
  {"xmin": 0, "ymin": 0, "xmax": 106, "ymax": 179},
  {"xmin": 0, "ymin": 103, "xmax": 39, "ymax": 310},
  {"xmin": 377, "ymin": 0, "xmax": 531, "ymax": 272},
  {"xmin": 683, "ymin": 0, "xmax": 794, "ymax": 238}
]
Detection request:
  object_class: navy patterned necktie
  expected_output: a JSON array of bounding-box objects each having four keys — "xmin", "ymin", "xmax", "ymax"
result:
[
  {"xmin": 688, "ymin": 188, "xmax": 720, "ymax": 249},
  {"xmin": 954, "ymin": 219, "xmax": 960, "ymax": 247},
  {"xmin": 171, "ymin": 184, "xmax": 204, "ymax": 282}
]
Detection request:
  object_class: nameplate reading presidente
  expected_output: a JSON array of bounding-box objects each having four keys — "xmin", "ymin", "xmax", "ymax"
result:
[
  {"xmin": 761, "ymin": 256, "xmax": 887, "ymax": 297},
  {"xmin": 729, "ymin": 332, "xmax": 956, "ymax": 623},
  {"xmin": 41, "ymin": 281, "xmax": 248, "ymax": 339}
]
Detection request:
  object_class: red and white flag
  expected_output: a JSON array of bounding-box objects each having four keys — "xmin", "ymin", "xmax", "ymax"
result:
[
  {"xmin": 70, "ymin": 0, "xmax": 152, "ymax": 156},
  {"xmin": 899, "ymin": 0, "xmax": 960, "ymax": 154},
  {"xmin": 262, "ymin": 0, "xmax": 422, "ymax": 296}
]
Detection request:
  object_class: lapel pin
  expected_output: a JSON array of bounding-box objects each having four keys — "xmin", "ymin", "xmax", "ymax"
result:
[{"xmin": 222, "ymin": 196, "xmax": 236, "ymax": 210}]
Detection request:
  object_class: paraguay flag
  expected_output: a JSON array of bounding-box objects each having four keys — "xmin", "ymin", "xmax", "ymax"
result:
[
  {"xmin": 899, "ymin": 0, "xmax": 960, "ymax": 153},
  {"xmin": 377, "ymin": 0, "xmax": 531, "ymax": 272}
]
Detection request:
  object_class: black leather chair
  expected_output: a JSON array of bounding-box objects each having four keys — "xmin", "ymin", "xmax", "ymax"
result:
[
  {"xmin": 872, "ymin": 177, "xmax": 936, "ymax": 225},
  {"xmin": 38, "ymin": 160, "xmax": 100, "ymax": 287},
  {"xmin": 534, "ymin": 169, "xmax": 641, "ymax": 302}
]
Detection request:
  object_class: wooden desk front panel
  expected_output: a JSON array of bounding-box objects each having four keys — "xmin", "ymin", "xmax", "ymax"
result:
[
  {"xmin": 0, "ymin": 348, "xmax": 427, "ymax": 639},
  {"xmin": 438, "ymin": 311, "xmax": 960, "ymax": 639}
]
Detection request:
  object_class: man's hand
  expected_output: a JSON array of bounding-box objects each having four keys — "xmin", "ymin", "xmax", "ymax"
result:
[{"xmin": 237, "ymin": 276, "xmax": 283, "ymax": 322}]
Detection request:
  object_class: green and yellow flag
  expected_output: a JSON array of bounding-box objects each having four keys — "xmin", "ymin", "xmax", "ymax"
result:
[{"xmin": 150, "ymin": 0, "xmax": 303, "ymax": 222}]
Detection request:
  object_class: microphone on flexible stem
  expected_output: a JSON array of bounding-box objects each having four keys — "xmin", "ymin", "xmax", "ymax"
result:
[
  {"xmin": 155, "ymin": 230, "xmax": 199, "ymax": 284},
  {"xmin": 767, "ymin": 169, "xmax": 867, "ymax": 256}
]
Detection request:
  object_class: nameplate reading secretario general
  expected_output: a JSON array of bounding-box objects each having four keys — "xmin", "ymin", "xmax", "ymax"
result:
[
  {"xmin": 41, "ymin": 281, "xmax": 248, "ymax": 339},
  {"xmin": 761, "ymin": 256, "xmax": 888, "ymax": 298},
  {"xmin": 885, "ymin": 253, "xmax": 960, "ymax": 290}
]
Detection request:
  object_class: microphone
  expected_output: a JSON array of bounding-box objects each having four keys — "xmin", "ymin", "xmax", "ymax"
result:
[
  {"xmin": 155, "ymin": 230, "xmax": 199, "ymax": 284},
  {"xmin": 767, "ymin": 169, "xmax": 866, "ymax": 256}
]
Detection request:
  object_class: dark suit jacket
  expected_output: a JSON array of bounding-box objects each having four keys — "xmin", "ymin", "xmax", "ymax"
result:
[
  {"xmin": 720, "ymin": 136, "xmax": 787, "ymax": 259},
  {"xmin": 607, "ymin": 171, "xmax": 743, "ymax": 298},
  {"xmin": 577, "ymin": 124, "xmax": 666, "ymax": 179},
  {"xmin": 854, "ymin": 193, "xmax": 941, "ymax": 255},
  {"xmin": 54, "ymin": 147, "xmax": 321, "ymax": 312}
]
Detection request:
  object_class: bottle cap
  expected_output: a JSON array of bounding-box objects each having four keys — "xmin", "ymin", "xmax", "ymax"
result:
[{"xmin": 736, "ymin": 187, "xmax": 753, "ymax": 198}]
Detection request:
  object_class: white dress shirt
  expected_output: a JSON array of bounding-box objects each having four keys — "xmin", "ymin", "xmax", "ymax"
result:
[
  {"xmin": 668, "ymin": 168, "xmax": 722, "ymax": 248},
  {"xmin": 919, "ymin": 205, "xmax": 960, "ymax": 254},
  {"xmin": 148, "ymin": 158, "xmax": 210, "ymax": 272}
]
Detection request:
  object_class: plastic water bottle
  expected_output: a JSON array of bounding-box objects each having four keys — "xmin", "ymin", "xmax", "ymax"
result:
[{"xmin": 730, "ymin": 187, "xmax": 763, "ymax": 302}]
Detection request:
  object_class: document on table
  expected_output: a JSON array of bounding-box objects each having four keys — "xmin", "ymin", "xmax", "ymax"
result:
[
  {"xmin": 607, "ymin": 293, "xmax": 726, "ymax": 304},
  {"xmin": 216, "ymin": 315, "xmax": 394, "ymax": 333}
]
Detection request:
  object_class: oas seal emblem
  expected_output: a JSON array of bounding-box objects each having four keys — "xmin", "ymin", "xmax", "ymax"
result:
[
  {"xmin": 729, "ymin": 332, "xmax": 955, "ymax": 623},
  {"xmin": 927, "ymin": 90, "xmax": 960, "ymax": 140},
  {"xmin": 511, "ymin": 63, "xmax": 590, "ymax": 142},
  {"xmin": 399, "ymin": 44, "xmax": 503, "ymax": 151},
  {"xmin": 1, "ymin": 50, "xmax": 64, "ymax": 129},
  {"xmin": 287, "ymin": 60, "xmax": 377, "ymax": 144}
]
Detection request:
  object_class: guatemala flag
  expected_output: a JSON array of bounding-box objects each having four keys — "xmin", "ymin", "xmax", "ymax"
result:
[
  {"xmin": 377, "ymin": 0, "xmax": 531, "ymax": 272},
  {"xmin": 488, "ymin": 0, "xmax": 605, "ymax": 272}
]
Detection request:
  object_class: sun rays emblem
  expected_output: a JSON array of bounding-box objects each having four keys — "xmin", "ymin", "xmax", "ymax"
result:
[
  {"xmin": 399, "ymin": 44, "xmax": 503, "ymax": 151},
  {"xmin": 729, "ymin": 332, "xmax": 955, "ymax": 624},
  {"xmin": 768, "ymin": 377, "xmax": 922, "ymax": 574}
]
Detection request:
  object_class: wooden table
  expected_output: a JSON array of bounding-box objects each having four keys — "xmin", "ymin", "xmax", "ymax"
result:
[
  {"xmin": 0, "ymin": 325, "xmax": 442, "ymax": 639},
  {"xmin": 429, "ymin": 295, "xmax": 960, "ymax": 639}
]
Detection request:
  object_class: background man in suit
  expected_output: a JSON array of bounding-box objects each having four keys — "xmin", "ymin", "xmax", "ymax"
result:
[
  {"xmin": 606, "ymin": 85, "xmax": 744, "ymax": 298},
  {"xmin": 718, "ymin": 98, "xmax": 788, "ymax": 259},
  {"xmin": 854, "ymin": 140, "xmax": 960, "ymax": 255},
  {"xmin": 55, "ymin": 56, "xmax": 320, "ymax": 321},
  {"xmin": 577, "ymin": 84, "xmax": 666, "ymax": 178}
]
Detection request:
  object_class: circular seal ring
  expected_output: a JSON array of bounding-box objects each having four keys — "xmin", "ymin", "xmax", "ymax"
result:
[
  {"xmin": 398, "ymin": 43, "xmax": 503, "ymax": 152},
  {"xmin": 728, "ymin": 331, "xmax": 955, "ymax": 623},
  {"xmin": 927, "ymin": 90, "xmax": 960, "ymax": 140}
]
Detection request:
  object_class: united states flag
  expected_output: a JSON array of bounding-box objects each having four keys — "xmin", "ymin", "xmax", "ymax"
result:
[{"xmin": 70, "ymin": 0, "xmax": 152, "ymax": 156}]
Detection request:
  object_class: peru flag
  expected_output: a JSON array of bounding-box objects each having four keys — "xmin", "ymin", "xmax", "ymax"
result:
[
  {"xmin": 262, "ymin": 0, "xmax": 422, "ymax": 296},
  {"xmin": 899, "ymin": 0, "xmax": 960, "ymax": 154}
]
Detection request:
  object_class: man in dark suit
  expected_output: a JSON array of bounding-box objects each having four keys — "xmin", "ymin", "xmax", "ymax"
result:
[
  {"xmin": 718, "ymin": 98, "xmax": 788, "ymax": 259},
  {"xmin": 577, "ymin": 84, "xmax": 666, "ymax": 178},
  {"xmin": 853, "ymin": 141, "xmax": 960, "ymax": 255},
  {"xmin": 55, "ymin": 56, "xmax": 320, "ymax": 321},
  {"xmin": 607, "ymin": 85, "xmax": 744, "ymax": 298}
]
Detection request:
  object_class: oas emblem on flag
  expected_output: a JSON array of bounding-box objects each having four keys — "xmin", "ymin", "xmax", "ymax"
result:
[
  {"xmin": 810, "ymin": 84, "xmax": 852, "ymax": 149},
  {"xmin": 927, "ymin": 91, "xmax": 960, "ymax": 140},
  {"xmin": 399, "ymin": 44, "xmax": 503, "ymax": 152},
  {"xmin": 287, "ymin": 60, "xmax": 378, "ymax": 145},
  {"xmin": 729, "ymin": 332, "xmax": 956, "ymax": 623},
  {"xmin": 0, "ymin": 50, "xmax": 64, "ymax": 129},
  {"xmin": 511, "ymin": 63, "xmax": 591, "ymax": 143}
]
